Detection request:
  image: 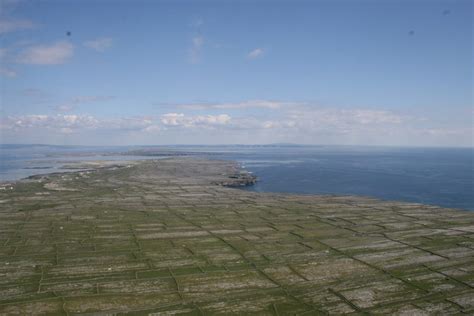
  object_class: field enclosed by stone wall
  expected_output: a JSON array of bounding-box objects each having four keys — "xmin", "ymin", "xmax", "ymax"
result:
[{"xmin": 0, "ymin": 158, "xmax": 473, "ymax": 315}]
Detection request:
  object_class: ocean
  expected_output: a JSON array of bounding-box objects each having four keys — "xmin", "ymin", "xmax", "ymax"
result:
[{"xmin": 1, "ymin": 144, "xmax": 472, "ymax": 211}]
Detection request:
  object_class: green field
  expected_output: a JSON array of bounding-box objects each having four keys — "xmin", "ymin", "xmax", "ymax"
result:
[{"xmin": 1, "ymin": 158, "xmax": 473, "ymax": 315}]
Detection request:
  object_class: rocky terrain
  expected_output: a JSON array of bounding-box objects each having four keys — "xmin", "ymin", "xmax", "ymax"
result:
[{"xmin": 0, "ymin": 158, "xmax": 473, "ymax": 315}]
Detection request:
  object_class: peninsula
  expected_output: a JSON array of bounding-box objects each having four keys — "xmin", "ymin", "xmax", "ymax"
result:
[{"xmin": 0, "ymin": 158, "xmax": 473, "ymax": 315}]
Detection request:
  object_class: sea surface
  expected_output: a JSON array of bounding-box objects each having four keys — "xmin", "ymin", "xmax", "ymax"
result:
[{"xmin": 1, "ymin": 144, "xmax": 473, "ymax": 211}]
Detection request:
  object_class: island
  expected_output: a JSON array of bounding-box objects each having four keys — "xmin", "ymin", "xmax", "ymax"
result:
[{"xmin": 0, "ymin": 158, "xmax": 473, "ymax": 314}]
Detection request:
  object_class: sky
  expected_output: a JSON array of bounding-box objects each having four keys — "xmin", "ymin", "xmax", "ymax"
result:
[{"xmin": 0, "ymin": 0, "xmax": 472, "ymax": 146}]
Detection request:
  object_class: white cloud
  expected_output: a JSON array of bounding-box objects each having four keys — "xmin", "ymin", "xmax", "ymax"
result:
[
  {"xmin": 2, "ymin": 107, "xmax": 471, "ymax": 147},
  {"xmin": 17, "ymin": 41, "xmax": 73, "ymax": 65},
  {"xmin": 4, "ymin": 114, "xmax": 98, "ymax": 130},
  {"xmin": 106, "ymin": 117, "xmax": 154, "ymax": 131},
  {"xmin": 4, "ymin": 95, "xmax": 469, "ymax": 146},
  {"xmin": 161, "ymin": 113, "xmax": 231, "ymax": 128},
  {"xmin": 261, "ymin": 120, "xmax": 296, "ymax": 129},
  {"xmin": 160, "ymin": 102, "xmax": 410, "ymax": 135},
  {"xmin": 247, "ymin": 48, "xmax": 264, "ymax": 59},
  {"xmin": 221, "ymin": 116, "xmax": 296, "ymax": 131},
  {"xmin": 197, "ymin": 107, "xmax": 408, "ymax": 134},
  {"xmin": 83, "ymin": 38, "xmax": 113, "ymax": 52},
  {"xmin": 262, "ymin": 121, "xmax": 275, "ymax": 129},
  {"xmin": 189, "ymin": 36, "xmax": 204, "ymax": 64},
  {"xmin": 195, "ymin": 114, "xmax": 231, "ymax": 125},
  {"xmin": 63, "ymin": 115, "xmax": 79, "ymax": 124},
  {"xmin": 143, "ymin": 125, "xmax": 161, "ymax": 133},
  {"xmin": 178, "ymin": 100, "xmax": 285, "ymax": 110},
  {"xmin": 161, "ymin": 113, "xmax": 185, "ymax": 126},
  {"xmin": 2, "ymin": 99, "xmax": 410, "ymax": 139},
  {"xmin": 350, "ymin": 109, "xmax": 403, "ymax": 124},
  {"xmin": 276, "ymin": 108, "xmax": 409, "ymax": 138},
  {"xmin": 0, "ymin": 18, "xmax": 34, "ymax": 34},
  {"xmin": 1, "ymin": 114, "xmax": 156, "ymax": 133}
]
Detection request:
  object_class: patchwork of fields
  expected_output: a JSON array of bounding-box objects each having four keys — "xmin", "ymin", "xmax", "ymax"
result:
[{"xmin": 0, "ymin": 158, "xmax": 473, "ymax": 315}]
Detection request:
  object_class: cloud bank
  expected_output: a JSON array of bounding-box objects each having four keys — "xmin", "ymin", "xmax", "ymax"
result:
[{"xmin": 1, "ymin": 99, "xmax": 471, "ymax": 146}]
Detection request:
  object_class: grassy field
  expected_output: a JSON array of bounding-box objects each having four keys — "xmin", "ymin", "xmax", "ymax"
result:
[{"xmin": 0, "ymin": 158, "xmax": 473, "ymax": 315}]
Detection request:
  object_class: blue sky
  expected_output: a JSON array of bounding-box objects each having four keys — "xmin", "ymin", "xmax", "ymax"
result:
[{"xmin": 0, "ymin": 0, "xmax": 472, "ymax": 146}]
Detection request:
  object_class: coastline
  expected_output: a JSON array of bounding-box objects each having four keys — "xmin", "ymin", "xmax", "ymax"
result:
[
  {"xmin": 5, "ymin": 157, "xmax": 467, "ymax": 212},
  {"xmin": 2, "ymin": 145, "xmax": 472, "ymax": 210},
  {"xmin": 1, "ymin": 158, "xmax": 257, "ymax": 188},
  {"xmin": 0, "ymin": 158, "xmax": 473, "ymax": 314}
]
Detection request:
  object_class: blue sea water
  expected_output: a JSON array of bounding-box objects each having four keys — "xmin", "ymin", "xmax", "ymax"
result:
[
  {"xmin": 0, "ymin": 144, "xmax": 473, "ymax": 211},
  {"xmin": 221, "ymin": 146, "xmax": 474, "ymax": 211}
]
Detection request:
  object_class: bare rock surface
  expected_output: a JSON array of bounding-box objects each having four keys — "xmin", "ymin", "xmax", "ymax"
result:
[{"xmin": 0, "ymin": 158, "xmax": 473, "ymax": 315}]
